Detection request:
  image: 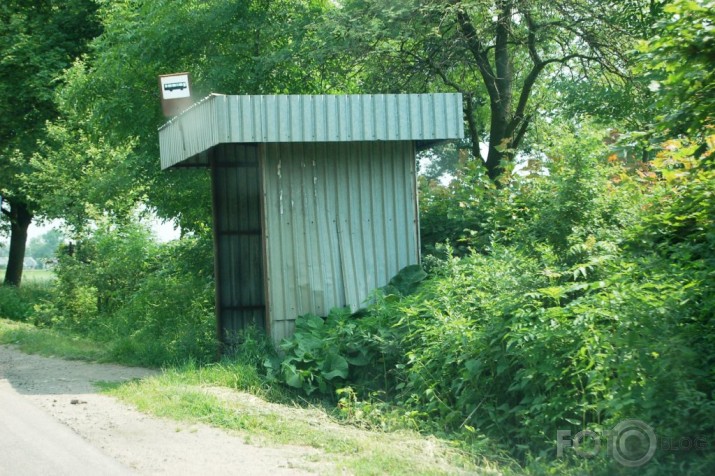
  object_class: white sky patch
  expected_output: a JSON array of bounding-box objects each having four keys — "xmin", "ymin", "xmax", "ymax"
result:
[{"xmin": 2, "ymin": 213, "xmax": 180, "ymax": 246}]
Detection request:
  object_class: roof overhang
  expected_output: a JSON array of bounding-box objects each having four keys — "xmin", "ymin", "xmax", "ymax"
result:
[{"xmin": 158, "ymin": 93, "xmax": 464, "ymax": 170}]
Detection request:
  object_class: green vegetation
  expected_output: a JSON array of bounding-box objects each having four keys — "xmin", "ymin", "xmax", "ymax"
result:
[
  {"xmin": 20, "ymin": 269, "xmax": 55, "ymax": 283},
  {"xmin": 32, "ymin": 222, "xmax": 217, "ymax": 367},
  {"xmin": 0, "ymin": 318, "xmax": 107, "ymax": 361},
  {"xmin": 104, "ymin": 362, "xmax": 490, "ymax": 475},
  {"xmin": 1, "ymin": 0, "xmax": 713, "ymax": 474},
  {"xmin": 0, "ymin": 318, "xmax": 494, "ymax": 474},
  {"xmin": 0, "ymin": 0, "xmax": 100, "ymax": 285},
  {"xmin": 0, "ymin": 280, "xmax": 52, "ymax": 321},
  {"xmin": 267, "ymin": 134, "xmax": 715, "ymax": 474}
]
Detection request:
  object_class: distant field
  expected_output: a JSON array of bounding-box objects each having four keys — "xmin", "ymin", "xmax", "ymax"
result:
[{"xmin": 21, "ymin": 269, "xmax": 56, "ymax": 283}]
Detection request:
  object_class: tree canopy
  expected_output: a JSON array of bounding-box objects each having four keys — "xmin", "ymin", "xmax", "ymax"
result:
[
  {"xmin": 0, "ymin": 0, "xmax": 99, "ymax": 285},
  {"xmin": 314, "ymin": 0, "xmax": 647, "ymax": 179},
  {"xmin": 638, "ymin": 0, "xmax": 714, "ymax": 141},
  {"xmin": 30, "ymin": 0, "xmax": 331, "ymax": 234}
]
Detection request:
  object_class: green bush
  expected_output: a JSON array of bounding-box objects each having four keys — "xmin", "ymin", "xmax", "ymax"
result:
[
  {"xmin": 266, "ymin": 266, "xmax": 427, "ymax": 396},
  {"xmin": 0, "ymin": 281, "xmax": 53, "ymax": 321},
  {"xmin": 37, "ymin": 220, "xmax": 218, "ymax": 366},
  {"xmin": 223, "ymin": 325, "xmax": 277, "ymax": 369},
  {"xmin": 266, "ymin": 303, "xmax": 402, "ymax": 397},
  {"xmin": 419, "ymin": 123, "xmax": 644, "ymax": 263},
  {"xmin": 109, "ymin": 270, "xmax": 216, "ymax": 366},
  {"xmin": 270, "ymin": 137, "xmax": 715, "ymax": 473}
]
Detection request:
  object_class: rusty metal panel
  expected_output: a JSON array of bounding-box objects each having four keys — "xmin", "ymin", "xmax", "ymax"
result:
[
  {"xmin": 159, "ymin": 93, "xmax": 464, "ymax": 169},
  {"xmin": 261, "ymin": 141, "xmax": 419, "ymax": 343},
  {"xmin": 210, "ymin": 144, "xmax": 266, "ymax": 340}
]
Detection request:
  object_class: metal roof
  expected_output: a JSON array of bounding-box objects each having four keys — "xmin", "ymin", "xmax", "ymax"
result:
[{"xmin": 159, "ymin": 93, "xmax": 464, "ymax": 169}]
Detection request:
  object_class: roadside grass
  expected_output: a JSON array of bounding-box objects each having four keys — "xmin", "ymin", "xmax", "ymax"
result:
[
  {"xmin": 21, "ymin": 269, "xmax": 56, "ymax": 283},
  {"xmin": 0, "ymin": 318, "xmax": 107, "ymax": 361},
  {"xmin": 104, "ymin": 365, "xmax": 501, "ymax": 475},
  {"xmin": 0, "ymin": 319, "xmax": 507, "ymax": 474}
]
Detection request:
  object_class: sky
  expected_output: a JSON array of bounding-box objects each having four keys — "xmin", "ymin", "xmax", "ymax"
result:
[{"xmin": 1, "ymin": 217, "xmax": 181, "ymax": 247}]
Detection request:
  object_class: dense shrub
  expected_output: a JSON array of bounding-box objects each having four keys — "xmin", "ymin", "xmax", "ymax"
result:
[
  {"xmin": 387, "ymin": 249, "xmax": 714, "ymax": 469},
  {"xmin": 271, "ymin": 137, "xmax": 715, "ymax": 473},
  {"xmin": 419, "ymin": 125, "xmax": 643, "ymax": 262},
  {"xmin": 265, "ymin": 266, "xmax": 427, "ymax": 396},
  {"xmin": 0, "ymin": 281, "xmax": 53, "ymax": 321},
  {"xmin": 37, "ymin": 221, "xmax": 218, "ymax": 365}
]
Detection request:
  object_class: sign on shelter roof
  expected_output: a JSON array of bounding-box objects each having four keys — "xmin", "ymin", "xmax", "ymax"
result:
[{"xmin": 158, "ymin": 73, "xmax": 193, "ymax": 118}]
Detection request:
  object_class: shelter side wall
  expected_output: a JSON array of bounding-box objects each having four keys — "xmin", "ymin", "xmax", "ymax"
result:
[
  {"xmin": 211, "ymin": 144, "xmax": 266, "ymax": 340},
  {"xmin": 261, "ymin": 141, "xmax": 419, "ymax": 343}
]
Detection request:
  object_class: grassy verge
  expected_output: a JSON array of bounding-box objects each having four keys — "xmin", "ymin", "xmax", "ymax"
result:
[
  {"xmin": 21, "ymin": 269, "xmax": 56, "ymax": 283},
  {"xmin": 104, "ymin": 362, "xmax": 501, "ymax": 475},
  {"xmin": 0, "ymin": 319, "xmax": 504, "ymax": 474},
  {"xmin": 0, "ymin": 318, "xmax": 108, "ymax": 361}
]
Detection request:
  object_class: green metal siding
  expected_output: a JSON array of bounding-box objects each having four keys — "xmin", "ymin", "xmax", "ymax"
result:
[
  {"xmin": 261, "ymin": 142, "xmax": 418, "ymax": 343},
  {"xmin": 159, "ymin": 93, "xmax": 463, "ymax": 169}
]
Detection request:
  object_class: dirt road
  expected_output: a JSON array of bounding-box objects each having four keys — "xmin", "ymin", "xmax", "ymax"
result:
[
  {"xmin": 0, "ymin": 378, "xmax": 131, "ymax": 475},
  {"xmin": 0, "ymin": 345, "xmax": 323, "ymax": 475}
]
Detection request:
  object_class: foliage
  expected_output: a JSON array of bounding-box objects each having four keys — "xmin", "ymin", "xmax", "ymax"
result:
[
  {"xmin": 222, "ymin": 325, "xmax": 278, "ymax": 370},
  {"xmin": 266, "ymin": 307, "xmax": 387, "ymax": 396},
  {"xmin": 637, "ymin": 0, "xmax": 715, "ymax": 138},
  {"xmin": 0, "ymin": 0, "xmax": 100, "ymax": 285},
  {"xmin": 31, "ymin": 0, "xmax": 331, "ymax": 234},
  {"xmin": 3, "ymin": 0, "xmax": 714, "ymax": 473},
  {"xmin": 633, "ymin": 137, "xmax": 715, "ymax": 256},
  {"xmin": 317, "ymin": 0, "xmax": 641, "ymax": 179},
  {"xmin": 266, "ymin": 266, "xmax": 428, "ymax": 396},
  {"xmin": 419, "ymin": 120, "xmax": 644, "ymax": 257},
  {"xmin": 268, "ymin": 130, "xmax": 715, "ymax": 473},
  {"xmin": 391, "ymin": 248, "xmax": 714, "ymax": 470},
  {"xmin": 35, "ymin": 220, "xmax": 217, "ymax": 366},
  {"xmin": 0, "ymin": 281, "xmax": 52, "ymax": 321}
]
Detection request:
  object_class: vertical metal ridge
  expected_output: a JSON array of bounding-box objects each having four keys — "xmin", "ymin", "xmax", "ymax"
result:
[
  {"xmin": 160, "ymin": 93, "xmax": 464, "ymax": 168},
  {"xmin": 261, "ymin": 140, "xmax": 419, "ymax": 342}
]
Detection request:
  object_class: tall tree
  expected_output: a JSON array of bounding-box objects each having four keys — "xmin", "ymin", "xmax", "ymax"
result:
[
  {"xmin": 318, "ymin": 0, "xmax": 642, "ymax": 180},
  {"xmin": 31, "ymin": 0, "xmax": 331, "ymax": 234},
  {"xmin": 0, "ymin": 0, "xmax": 99, "ymax": 285}
]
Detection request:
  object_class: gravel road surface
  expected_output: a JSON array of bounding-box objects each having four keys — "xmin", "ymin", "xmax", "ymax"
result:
[{"xmin": 0, "ymin": 345, "xmax": 322, "ymax": 475}]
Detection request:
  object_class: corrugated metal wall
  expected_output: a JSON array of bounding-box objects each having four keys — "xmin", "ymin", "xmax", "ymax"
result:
[
  {"xmin": 210, "ymin": 144, "xmax": 266, "ymax": 339},
  {"xmin": 261, "ymin": 141, "xmax": 419, "ymax": 342},
  {"xmin": 160, "ymin": 95, "xmax": 220, "ymax": 169}
]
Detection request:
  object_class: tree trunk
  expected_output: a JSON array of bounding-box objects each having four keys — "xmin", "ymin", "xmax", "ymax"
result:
[
  {"xmin": 485, "ymin": 106, "xmax": 510, "ymax": 181},
  {"xmin": 3, "ymin": 201, "xmax": 32, "ymax": 287},
  {"xmin": 454, "ymin": 0, "xmax": 515, "ymax": 182}
]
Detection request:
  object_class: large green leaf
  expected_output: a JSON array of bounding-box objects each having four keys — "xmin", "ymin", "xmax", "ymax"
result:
[
  {"xmin": 322, "ymin": 352, "xmax": 349, "ymax": 380},
  {"xmin": 281, "ymin": 363, "xmax": 303, "ymax": 388},
  {"xmin": 384, "ymin": 264, "xmax": 428, "ymax": 296}
]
